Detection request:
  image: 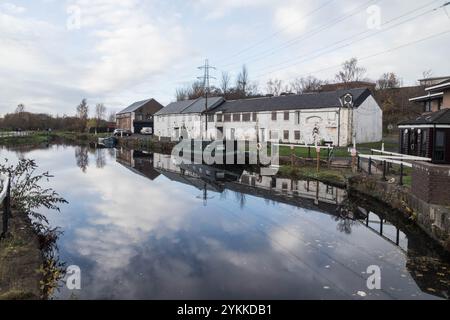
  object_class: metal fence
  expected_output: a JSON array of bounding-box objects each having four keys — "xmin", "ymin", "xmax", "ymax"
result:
[
  {"xmin": 0, "ymin": 131, "xmax": 31, "ymax": 138},
  {"xmin": 0, "ymin": 173, "xmax": 11, "ymax": 239},
  {"xmin": 357, "ymin": 149, "xmax": 431, "ymax": 186}
]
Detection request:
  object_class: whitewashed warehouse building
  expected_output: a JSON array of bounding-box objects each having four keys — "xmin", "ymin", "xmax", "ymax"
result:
[{"xmin": 154, "ymin": 88, "xmax": 382, "ymax": 147}]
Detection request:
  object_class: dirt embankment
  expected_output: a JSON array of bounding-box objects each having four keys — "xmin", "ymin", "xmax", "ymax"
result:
[{"xmin": 0, "ymin": 211, "xmax": 43, "ymax": 300}]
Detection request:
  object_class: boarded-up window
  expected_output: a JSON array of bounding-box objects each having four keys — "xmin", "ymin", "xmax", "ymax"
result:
[
  {"xmin": 294, "ymin": 131, "xmax": 301, "ymax": 140},
  {"xmin": 284, "ymin": 112, "xmax": 290, "ymax": 121},
  {"xmin": 295, "ymin": 111, "xmax": 301, "ymax": 124},
  {"xmin": 272, "ymin": 112, "xmax": 277, "ymax": 121},
  {"xmin": 269, "ymin": 130, "xmax": 279, "ymax": 140},
  {"xmin": 284, "ymin": 130, "xmax": 289, "ymax": 140},
  {"xmin": 242, "ymin": 113, "xmax": 251, "ymax": 122},
  {"xmin": 252, "ymin": 113, "xmax": 258, "ymax": 121},
  {"xmin": 233, "ymin": 113, "xmax": 241, "ymax": 122},
  {"xmin": 224, "ymin": 114, "xmax": 231, "ymax": 122}
]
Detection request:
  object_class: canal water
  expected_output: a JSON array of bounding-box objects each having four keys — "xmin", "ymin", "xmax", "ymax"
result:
[{"xmin": 1, "ymin": 144, "xmax": 449, "ymax": 300}]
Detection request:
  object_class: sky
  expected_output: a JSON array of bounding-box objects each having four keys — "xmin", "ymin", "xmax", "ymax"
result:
[{"xmin": 1, "ymin": 0, "xmax": 450, "ymax": 116}]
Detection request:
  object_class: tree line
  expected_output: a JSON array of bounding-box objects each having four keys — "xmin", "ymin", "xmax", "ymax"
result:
[
  {"xmin": 0, "ymin": 99, "xmax": 116, "ymax": 132},
  {"xmin": 175, "ymin": 58, "xmax": 408, "ymax": 101}
]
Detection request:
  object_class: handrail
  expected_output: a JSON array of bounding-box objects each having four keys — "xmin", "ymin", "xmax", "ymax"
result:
[
  {"xmin": 1, "ymin": 173, "xmax": 11, "ymax": 238},
  {"xmin": 359, "ymin": 154, "xmax": 413, "ymax": 168},
  {"xmin": 0, "ymin": 173, "xmax": 10, "ymax": 203},
  {"xmin": 370, "ymin": 149, "xmax": 432, "ymax": 161}
]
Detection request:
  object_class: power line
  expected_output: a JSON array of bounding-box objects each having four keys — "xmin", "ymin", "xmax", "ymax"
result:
[
  {"xmin": 218, "ymin": 0, "xmax": 380, "ymax": 70},
  {"xmin": 215, "ymin": 0, "xmax": 337, "ymax": 64},
  {"xmin": 251, "ymin": 0, "xmax": 443, "ymax": 79},
  {"xmin": 197, "ymin": 59, "xmax": 216, "ymax": 138},
  {"xmin": 197, "ymin": 59, "xmax": 216, "ymax": 93},
  {"xmin": 273, "ymin": 28, "xmax": 450, "ymax": 84}
]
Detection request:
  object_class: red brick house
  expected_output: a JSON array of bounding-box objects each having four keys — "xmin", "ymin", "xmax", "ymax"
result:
[{"xmin": 116, "ymin": 99, "xmax": 163, "ymax": 134}]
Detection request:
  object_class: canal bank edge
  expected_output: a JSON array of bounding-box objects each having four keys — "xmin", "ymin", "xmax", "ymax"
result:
[
  {"xmin": 0, "ymin": 210, "xmax": 43, "ymax": 300},
  {"xmin": 348, "ymin": 175, "xmax": 450, "ymax": 253}
]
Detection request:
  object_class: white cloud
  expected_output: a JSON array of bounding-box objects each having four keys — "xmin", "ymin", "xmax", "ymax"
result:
[
  {"xmin": 0, "ymin": 2, "xmax": 26, "ymax": 14},
  {"xmin": 273, "ymin": 2, "xmax": 310, "ymax": 37}
]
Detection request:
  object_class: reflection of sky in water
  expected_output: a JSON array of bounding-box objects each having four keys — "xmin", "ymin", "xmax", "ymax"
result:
[{"xmin": 0, "ymin": 145, "xmax": 446, "ymax": 300}]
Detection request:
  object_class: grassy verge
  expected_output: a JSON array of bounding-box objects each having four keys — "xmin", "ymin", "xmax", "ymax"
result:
[
  {"xmin": 278, "ymin": 140, "xmax": 399, "ymax": 159},
  {"xmin": 0, "ymin": 212, "xmax": 43, "ymax": 300},
  {"xmin": 278, "ymin": 164, "xmax": 353, "ymax": 187},
  {"xmin": 0, "ymin": 132, "xmax": 50, "ymax": 146},
  {"xmin": 0, "ymin": 131, "xmax": 112, "ymax": 147}
]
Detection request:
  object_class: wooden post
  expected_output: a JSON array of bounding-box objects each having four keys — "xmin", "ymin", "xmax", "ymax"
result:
[
  {"xmin": 290, "ymin": 146, "xmax": 295, "ymax": 167},
  {"xmin": 382, "ymin": 161, "xmax": 387, "ymax": 181},
  {"xmin": 316, "ymin": 146, "xmax": 321, "ymax": 172},
  {"xmin": 308, "ymin": 146, "xmax": 311, "ymax": 159},
  {"xmin": 357, "ymin": 156, "xmax": 361, "ymax": 171},
  {"xmin": 399, "ymin": 163, "xmax": 404, "ymax": 186},
  {"xmin": 1, "ymin": 177, "xmax": 11, "ymax": 238},
  {"xmin": 368, "ymin": 158, "xmax": 372, "ymax": 175}
]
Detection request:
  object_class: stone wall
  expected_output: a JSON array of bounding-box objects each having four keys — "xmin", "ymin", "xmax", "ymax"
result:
[{"xmin": 349, "ymin": 175, "xmax": 450, "ymax": 252}]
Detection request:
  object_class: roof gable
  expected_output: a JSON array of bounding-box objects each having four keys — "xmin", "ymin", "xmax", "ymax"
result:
[
  {"xmin": 117, "ymin": 99, "xmax": 161, "ymax": 115},
  {"xmin": 156, "ymin": 97, "xmax": 225, "ymax": 115}
]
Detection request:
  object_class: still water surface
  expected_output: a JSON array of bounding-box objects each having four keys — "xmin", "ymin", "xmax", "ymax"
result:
[{"xmin": 1, "ymin": 144, "xmax": 449, "ymax": 300}]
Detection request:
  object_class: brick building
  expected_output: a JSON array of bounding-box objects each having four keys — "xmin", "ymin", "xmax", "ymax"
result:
[{"xmin": 116, "ymin": 98, "xmax": 163, "ymax": 134}]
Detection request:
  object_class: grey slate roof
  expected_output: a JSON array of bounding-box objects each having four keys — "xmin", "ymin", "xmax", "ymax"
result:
[
  {"xmin": 117, "ymin": 99, "xmax": 155, "ymax": 115},
  {"xmin": 156, "ymin": 97, "xmax": 225, "ymax": 115},
  {"xmin": 398, "ymin": 109, "xmax": 450, "ymax": 126},
  {"xmin": 210, "ymin": 88, "xmax": 371, "ymax": 114}
]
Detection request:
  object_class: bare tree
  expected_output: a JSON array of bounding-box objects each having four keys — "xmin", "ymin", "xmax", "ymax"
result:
[
  {"xmin": 376, "ymin": 72, "xmax": 401, "ymax": 90},
  {"xmin": 335, "ymin": 58, "xmax": 366, "ymax": 83},
  {"xmin": 220, "ymin": 71, "xmax": 231, "ymax": 97},
  {"xmin": 95, "ymin": 103, "xmax": 106, "ymax": 134},
  {"xmin": 266, "ymin": 79, "xmax": 284, "ymax": 96},
  {"xmin": 290, "ymin": 76, "xmax": 324, "ymax": 94},
  {"xmin": 76, "ymin": 99, "xmax": 89, "ymax": 132},
  {"xmin": 176, "ymin": 87, "xmax": 189, "ymax": 101},
  {"xmin": 107, "ymin": 111, "xmax": 116, "ymax": 122},
  {"xmin": 236, "ymin": 65, "xmax": 249, "ymax": 97}
]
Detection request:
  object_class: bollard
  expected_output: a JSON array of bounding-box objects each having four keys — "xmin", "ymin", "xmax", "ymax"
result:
[{"xmin": 399, "ymin": 163, "xmax": 404, "ymax": 186}]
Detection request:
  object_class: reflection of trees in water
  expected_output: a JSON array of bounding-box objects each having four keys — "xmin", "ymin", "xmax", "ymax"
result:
[
  {"xmin": 234, "ymin": 191, "xmax": 246, "ymax": 209},
  {"xmin": 334, "ymin": 198, "xmax": 359, "ymax": 235},
  {"xmin": 75, "ymin": 146, "xmax": 89, "ymax": 173},
  {"xmin": 95, "ymin": 149, "xmax": 106, "ymax": 169}
]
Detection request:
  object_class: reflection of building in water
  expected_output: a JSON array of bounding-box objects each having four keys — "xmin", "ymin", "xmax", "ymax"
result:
[
  {"xmin": 153, "ymin": 153, "xmax": 347, "ymax": 212},
  {"xmin": 116, "ymin": 148, "xmax": 160, "ymax": 181},
  {"xmin": 238, "ymin": 172, "xmax": 346, "ymax": 206},
  {"xmin": 136, "ymin": 153, "xmax": 450, "ymax": 298}
]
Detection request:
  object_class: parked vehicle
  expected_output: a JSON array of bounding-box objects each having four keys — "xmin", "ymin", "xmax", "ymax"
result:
[
  {"xmin": 114, "ymin": 129, "xmax": 132, "ymax": 137},
  {"xmin": 98, "ymin": 136, "xmax": 118, "ymax": 148},
  {"xmin": 140, "ymin": 127, "xmax": 153, "ymax": 135}
]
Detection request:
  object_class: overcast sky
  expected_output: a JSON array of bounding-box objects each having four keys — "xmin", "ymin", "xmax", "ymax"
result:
[{"xmin": 1, "ymin": 0, "xmax": 449, "ymax": 116}]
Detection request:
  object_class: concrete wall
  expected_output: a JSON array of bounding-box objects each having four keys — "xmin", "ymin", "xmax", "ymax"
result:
[
  {"xmin": 354, "ymin": 95, "xmax": 383, "ymax": 144},
  {"xmin": 155, "ymin": 114, "xmax": 205, "ymax": 140}
]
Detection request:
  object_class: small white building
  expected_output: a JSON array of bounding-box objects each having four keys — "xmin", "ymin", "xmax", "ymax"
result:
[
  {"xmin": 154, "ymin": 97, "xmax": 224, "ymax": 140},
  {"xmin": 155, "ymin": 89, "xmax": 382, "ymax": 146}
]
